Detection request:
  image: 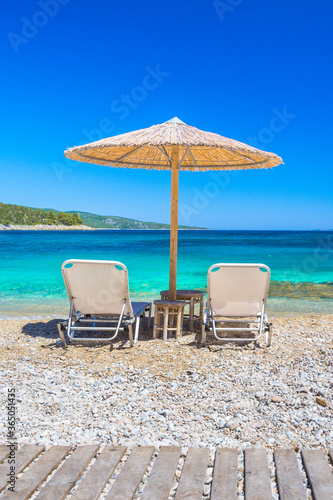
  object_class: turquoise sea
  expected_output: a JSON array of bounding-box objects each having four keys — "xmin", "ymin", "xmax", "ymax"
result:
[{"xmin": 1, "ymin": 230, "xmax": 332, "ymax": 319}]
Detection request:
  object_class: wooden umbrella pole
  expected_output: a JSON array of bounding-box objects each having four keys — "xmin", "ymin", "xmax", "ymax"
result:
[{"xmin": 169, "ymin": 145, "xmax": 180, "ymax": 300}]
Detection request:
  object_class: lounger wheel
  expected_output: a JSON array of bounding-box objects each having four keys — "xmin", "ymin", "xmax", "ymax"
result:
[
  {"xmin": 265, "ymin": 323, "xmax": 273, "ymax": 347},
  {"xmin": 57, "ymin": 323, "xmax": 68, "ymax": 348}
]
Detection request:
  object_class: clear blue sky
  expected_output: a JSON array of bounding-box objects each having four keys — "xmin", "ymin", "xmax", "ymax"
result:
[{"xmin": 1, "ymin": 0, "xmax": 332, "ymax": 229}]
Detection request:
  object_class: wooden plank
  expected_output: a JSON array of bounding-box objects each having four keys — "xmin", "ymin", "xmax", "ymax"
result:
[
  {"xmin": 1, "ymin": 445, "xmax": 71, "ymax": 500},
  {"xmin": 36, "ymin": 445, "xmax": 99, "ymax": 499},
  {"xmin": 71, "ymin": 446, "xmax": 126, "ymax": 500},
  {"xmin": 0, "ymin": 445, "xmax": 45, "ymax": 493},
  {"xmin": 302, "ymin": 449, "xmax": 333, "ymax": 500},
  {"xmin": 211, "ymin": 448, "xmax": 238, "ymax": 500},
  {"xmin": 106, "ymin": 446, "xmax": 154, "ymax": 500},
  {"xmin": 0, "ymin": 445, "xmax": 10, "ymax": 464},
  {"xmin": 141, "ymin": 446, "xmax": 181, "ymax": 500},
  {"xmin": 274, "ymin": 449, "xmax": 307, "ymax": 500},
  {"xmin": 245, "ymin": 449, "xmax": 272, "ymax": 500},
  {"xmin": 175, "ymin": 447, "xmax": 210, "ymax": 500}
]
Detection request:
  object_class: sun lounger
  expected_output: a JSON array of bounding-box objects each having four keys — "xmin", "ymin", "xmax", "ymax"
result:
[
  {"xmin": 57, "ymin": 259, "xmax": 151, "ymax": 348},
  {"xmin": 202, "ymin": 263, "xmax": 272, "ymax": 346}
]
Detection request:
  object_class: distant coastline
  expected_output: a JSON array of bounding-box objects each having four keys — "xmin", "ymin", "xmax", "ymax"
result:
[
  {"xmin": 0, "ymin": 202, "xmax": 207, "ymax": 230},
  {"xmin": 0, "ymin": 224, "xmax": 208, "ymax": 231},
  {"xmin": 0, "ymin": 224, "xmax": 95, "ymax": 231}
]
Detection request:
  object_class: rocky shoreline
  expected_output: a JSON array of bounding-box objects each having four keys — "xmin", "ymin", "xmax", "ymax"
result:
[
  {"xmin": 0, "ymin": 224, "xmax": 95, "ymax": 230},
  {"xmin": 1, "ymin": 315, "xmax": 332, "ymax": 457}
]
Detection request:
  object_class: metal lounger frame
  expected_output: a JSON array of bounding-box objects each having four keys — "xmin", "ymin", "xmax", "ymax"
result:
[
  {"xmin": 203, "ymin": 302, "xmax": 271, "ymax": 346},
  {"xmin": 59, "ymin": 299, "xmax": 151, "ymax": 348},
  {"xmin": 205, "ymin": 302, "xmax": 270, "ymax": 343}
]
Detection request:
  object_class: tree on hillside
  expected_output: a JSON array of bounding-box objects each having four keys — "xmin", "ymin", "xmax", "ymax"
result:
[
  {"xmin": 46, "ymin": 210, "xmax": 57, "ymax": 225},
  {"xmin": 71, "ymin": 213, "xmax": 83, "ymax": 225},
  {"xmin": 56, "ymin": 211, "xmax": 82, "ymax": 226},
  {"xmin": 0, "ymin": 203, "xmax": 83, "ymax": 226}
]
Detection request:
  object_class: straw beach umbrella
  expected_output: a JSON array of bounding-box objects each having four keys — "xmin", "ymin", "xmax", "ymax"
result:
[{"xmin": 64, "ymin": 117, "xmax": 282, "ymax": 300}]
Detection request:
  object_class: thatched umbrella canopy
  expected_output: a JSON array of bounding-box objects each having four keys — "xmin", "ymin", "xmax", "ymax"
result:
[{"xmin": 65, "ymin": 117, "xmax": 282, "ymax": 299}]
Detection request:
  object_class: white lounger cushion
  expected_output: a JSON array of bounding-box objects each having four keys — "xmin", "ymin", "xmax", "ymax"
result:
[
  {"xmin": 62, "ymin": 259, "xmax": 134, "ymax": 316},
  {"xmin": 208, "ymin": 264, "xmax": 271, "ymax": 317}
]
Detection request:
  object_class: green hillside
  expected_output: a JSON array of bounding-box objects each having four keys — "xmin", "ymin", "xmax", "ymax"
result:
[
  {"xmin": 0, "ymin": 202, "xmax": 82, "ymax": 226},
  {"xmin": 0, "ymin": 203, "xmax": 206, "ymax": 229},
  {"xmin": 67, "ymin": 211, "xmax": 205, "ymax": 229}
]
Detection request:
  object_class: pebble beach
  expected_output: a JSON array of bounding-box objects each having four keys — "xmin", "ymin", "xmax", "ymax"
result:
[{"xmin": 1, "ymin": 316, "xmax": 332, "ymax": 453}]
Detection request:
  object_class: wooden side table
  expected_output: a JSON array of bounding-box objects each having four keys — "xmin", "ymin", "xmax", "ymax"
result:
[
  {"xmin": 153, "ymin": 300, "xmax": 185, "ymax": 341},
  {"xmin": 160, "ymin": 290, "xmax": 205, "ymax": 331}
]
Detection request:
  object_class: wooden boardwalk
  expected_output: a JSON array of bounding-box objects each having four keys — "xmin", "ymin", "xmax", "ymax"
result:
[{"xmin": 0, "ymin": 445, "xmax": 332, "ymax": 499}]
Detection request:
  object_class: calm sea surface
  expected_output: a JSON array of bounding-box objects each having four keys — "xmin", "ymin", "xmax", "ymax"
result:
[{"xmin": 1, "ymin": 230, "xmax": 332, "ymax": 318}]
